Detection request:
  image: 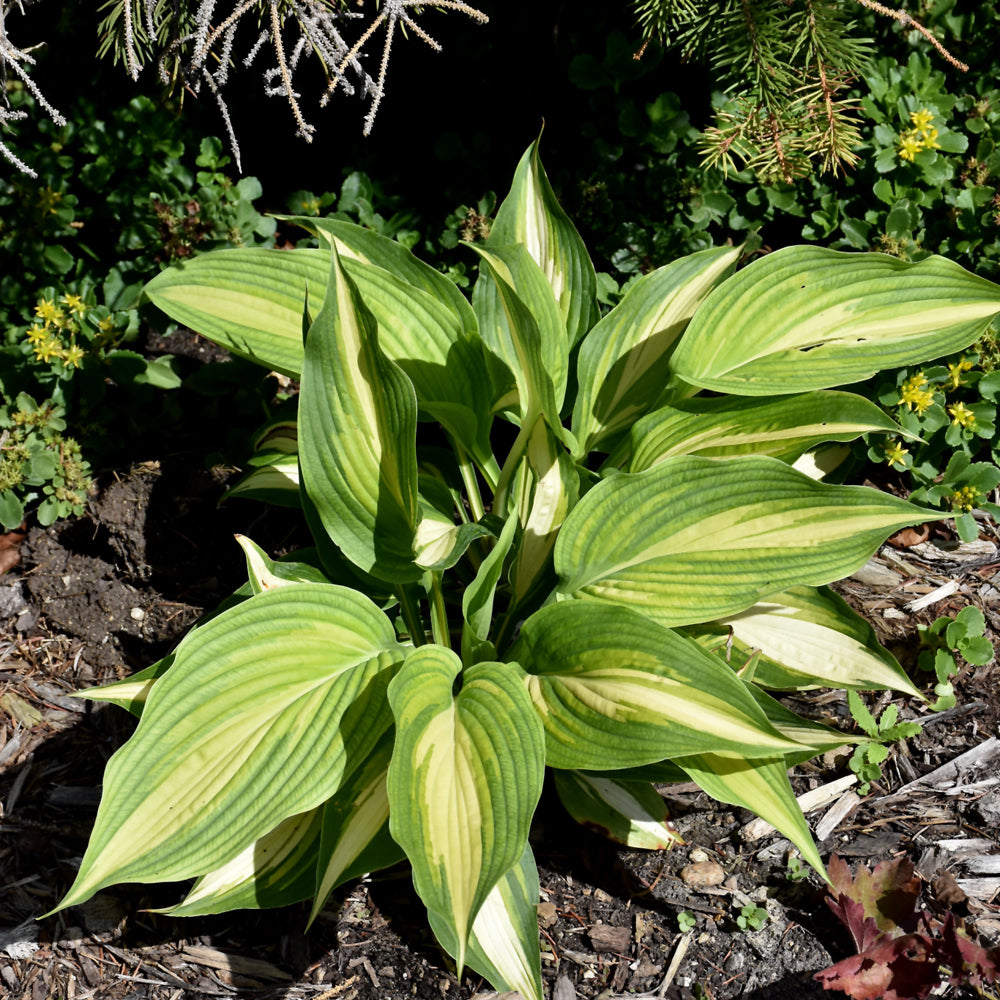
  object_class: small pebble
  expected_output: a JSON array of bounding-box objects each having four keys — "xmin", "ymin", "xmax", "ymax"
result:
[
  {"xmin": 130, "ymin": 606, "xmax": 145, "ymax": 621},
  {"xmin": 679, "ymin": 860, "xmax": 725, "ymax": 888},
  {"xmin": 688, "ymin": 848, "xmax": 710, "ymax": 863}
]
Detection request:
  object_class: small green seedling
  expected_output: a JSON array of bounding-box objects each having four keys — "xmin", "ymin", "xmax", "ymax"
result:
[
  {"xmin": 677, "ymin": 910, "xmax": 696, "ymax": 933},
  {"xmin": 736, "ymin": 904, "xmax": 769, "ymax": 932},
  {"xmin": 847, "ymin": 690, "xmax": 922, "ymax": 794},
  {"xmin": 785, "ymin": 855, "xmax": 811, "ymax": 882},
  {"xmin": 917, "ymin": 605, "xmax": 994, "ymax": 711}
]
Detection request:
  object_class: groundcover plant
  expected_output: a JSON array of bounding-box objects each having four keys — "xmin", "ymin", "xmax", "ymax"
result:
[{"xmin": 49, "ymin": 141, "xmax": 1000, "ymax": 1000}]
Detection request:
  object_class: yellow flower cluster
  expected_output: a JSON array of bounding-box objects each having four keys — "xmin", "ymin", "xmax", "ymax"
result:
[
  {"xmin": 25, "ymin": 294, "xmax": 92, "ymax": 369},
  {"xmin": 949, "ymin": 485, "xmax": 981, "ymax": 513},
  {"xmin": 898, "ymin": 372, "xmax": 936, "ymax": 414},
  {"xmin": 898, "ymin": 108, "xmax": 942, "ymax": 163}
]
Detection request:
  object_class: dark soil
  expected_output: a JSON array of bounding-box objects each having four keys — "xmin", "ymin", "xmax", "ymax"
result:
[{"xmin": 2, "ymin": 346, "xmax": 1000, "ymax": 999}]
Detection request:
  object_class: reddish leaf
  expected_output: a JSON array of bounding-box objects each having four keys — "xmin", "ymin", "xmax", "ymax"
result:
[
  {"xmin": 816, "ymin": 931, "xmax": 939, "ymax": 1000},
  {"xmin": 826, "ymin": 892, "xmax": 882, "ymax": 952},
  {"xmin": 828, "ymin": 854, "xmax": 921, "ymax": 934},
  {"xmin": 936, "ymin": 913, "xmax": 1000, "ymax": 989}
]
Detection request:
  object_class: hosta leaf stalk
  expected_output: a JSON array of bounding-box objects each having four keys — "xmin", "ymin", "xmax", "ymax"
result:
[{"xmin": 52, "ymin": 139, "xmax": 1000, "ymax": 999}]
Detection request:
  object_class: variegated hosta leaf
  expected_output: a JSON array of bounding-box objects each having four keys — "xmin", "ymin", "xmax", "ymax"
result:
[
  {"xmin": 283, "ymin": 216, "xmax": 477, "ymax": 331},
  {"xmin": 236, "ymin": 535, "xmax": 331, "ymax": 594},
  {"xmin": 51, "ymin": 584, "xmax": 406, "ymax": 913},
  {"xmin": 555, "ymin": 454, "xmax": 934, "ymax": 627},
  {"xmin": 676, "ymin": 754, "xmax": 827, "ymax": 878},
  {"xmin": 429, "ymin": 843, "xmax": 544, "ymax": 1000},
  {"xmin": 744, "ymin": 684, "xmax": 852, "ymax": 766},
  {"xmin": 309, "ymin": 731, "xmax": 404, "ymax": 927},
  {"xmin": 155, "ymin": 808, "xmax": 322, "ymax": 917},
  {"xmin": 513, "ymin": 602, "xmax": 800, "ymax": 770},
  {"xmin": 73, "ymin": 655, "xmax": 173, "ymax": 716},
  {"xmin": 299, "ymin": 246, "xmax": 421, "ymax": 582},
  {"xmin": 462, "ymin": 511, "xmax": 519, "ymax": 666},
  {"xmin": 691, "ymin": 585, "xmax": 923, "ymax": 697},
  {"xmin": 572, "ymin": 246, "xmax": 739, "ymax": 458},
  {"xmin": 510, "ymin": 421, "xmax": 579, "ymax": 606},
  {"xmin": 387, "ymin": 647, "xmax": 545, "ymax": 973},
  {"xmin": 223, "ymin": 455, "xmax": 301, "ymax": 507},
  {"xmin": 143, "ymin": 246, "xmax": 495, "ymax": 470},
  {"xmin": 670, "ymin": 247, "xmax": 1000, "ymax": 395},
  {"xmin": 489, "ymin": 138, "xmax": 599, "ymax": 347},
  {"xmin": 553, "ymin": 771, "xmax": 683, "ymax": 850},
  {"xmin": 470, "ymin": 244, "xmax": 567, "ymax": 431},
  {"xmin": 629, "ymin": 391, "xmax": 901, "ymax": 472},
  {"xmin": 414, "ymin": 506, "xmax": 493, "ymax": 571}
]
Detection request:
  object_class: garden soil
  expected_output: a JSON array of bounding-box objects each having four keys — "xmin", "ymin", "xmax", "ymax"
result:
[{"xmin": 2, "ymin": 345, "xmax": 1000, "ymax": 999}]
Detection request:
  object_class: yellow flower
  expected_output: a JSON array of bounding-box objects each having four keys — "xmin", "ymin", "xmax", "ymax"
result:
[
  {"xmin": 921, "ymin": 126, "xmax": 941, "ymax": 151},
  {"xmin": 97, "ymin": 316, "xmax": 115, "ymax": 335},
  {"xmin": 60, "ymin": 293, "xmax": 87, "ymax": 316},
  {"xmin": 899, "ymin": 373, "xmax": 936, "ymax": 414},
  {"xmin": 25, "ymin": 324, "xmax": 48, "ymax": 345},
  {"xmin": 898, "ymin": 131, "xmax": 923, "ymax": 162},
  {"xmin": 945, "ymin": 359, "xmax": 974, "ymax": 390},
  {"xmin": 949, "ymin": 485, "xmax": 980, "ymax": 513},
  {"xmin": 884, "ymin": 440, "xmax": 909, "ymax": 468},
  {"xmin": 910, "ymin": 108, "xmax": 935, "ymax": 132},
  {"xmin": 61, "ymin": 343, "xmax": 86, "ymax": 368},
  {"xmin": 33, "ymin": 338, "xmax": 63, "ymax": 363},
  {"xmin": 34, "ymin": 298, "xmax": 65, "ymax": 325},
  {"xmin": 948, "ymin": 401, "xmax": 976, "ymax": 428}
]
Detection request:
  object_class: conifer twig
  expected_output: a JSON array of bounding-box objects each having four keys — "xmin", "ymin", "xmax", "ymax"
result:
[{"xmin": 851, "ymin": 0, "xmax": 968, "ymax": 72}]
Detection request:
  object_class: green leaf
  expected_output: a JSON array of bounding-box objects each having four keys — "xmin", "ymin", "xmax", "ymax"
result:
[
  {"xmin": 143, "ymin": 247, "xmax": 495, "ymax": 471},
  {"xmin": 73, "ymin": 656, "xmax": 173, "ymax": 717},
  {"xmin": 0, "ymin": 491, "xmax": 25, "ymax": 531},
  {"xmin": 572, "ymin": 246, "xmax": 739, "ymax": 457},
  {"xmin": 514, "ymin": 602, "xmax": 800, "ymax": 769},
  {"xmin": 489, "ymin": 138, "xmax": 599, "ymax": 348},
  {"xmin": 670, "ymin": 248, "xmax": 1000, "ymax": 395},
  {"xmin": 677, "ymin": 754, "xmax": 827, "ymax": 879},
  {"xmin": 847, "ymin": 689, "xmax": 879, "ymax": 738},
  {"xmin": 470, "ymin": 243, "xmax": 567, "ymax": 433},
  {"xmin": 429, "ymin": 843, "xmax": 544, "ymax": 1000},
  {"xmin": 413, "ymin": 507, "xmax": 493, "ymax": 571},
  {"xmin": 553, "ymin": 771, "xmax": 683, "ymax": 849},
  {"xmin": 154, "ymin": 808, "xmax": 322, "ymax": 916},
  {"xmin": 224, "ymin": 457, "xmax": 302, "ymax": 507},
  {"xmin": 387, "ymin": 647, "xmax": 545, "ymax": 973},
  {"xmin": 555, "ymin": 455, "xmax": 934, "ymax": 627},
  {"xmin": 509, "ymin": 421, "xmax": 579, "ymax": 606},
  {"xmin": 51, "ymin": 584, "xmax": 405, "ymax": 913},
  {"xmin": 694, "ymin": 585, "xmax": 923, "ymax": 697},
  {"xmin": 298, "ymin": 246, "xmax": 421, "ymax": 582},
  {"xmin": 309, "ymin": 731, "xmax": 404, "ymax": 927},
  {"xmin": 462, "ymin": 511, "xmax": 519, "ymax": 665},
  {"xmin": 629, "ymin": 391, "xmax": 900, "ymax": 471},
  {"xmin": 235, "ymin": 535, "xmax": 331, "ymax": 594}
]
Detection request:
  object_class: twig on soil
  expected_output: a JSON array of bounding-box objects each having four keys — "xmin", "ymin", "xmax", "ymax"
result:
[{"xmin": 881, "ymin": 737, "xmax": 1000, "ymax": 804}]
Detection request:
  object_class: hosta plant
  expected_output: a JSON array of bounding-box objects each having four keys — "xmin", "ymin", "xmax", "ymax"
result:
[{"xmin": 48, "ymin": 142, "xmax": 1000, "ymax": 1000}]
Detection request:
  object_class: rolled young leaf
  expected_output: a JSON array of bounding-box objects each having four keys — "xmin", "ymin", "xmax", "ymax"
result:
[
  {"xmin": 670, "ymin": 248, "xmax": 1000, "ymax": 395},
  {"xmin": 298, "ymin": 246, "xmax": 421, "ymax": 582},
  {"xmin": 488, "ymin": 137, "xmax": 599, "ymax": 348},
  {"xmin": 51, "ymin": 584, "xmax": 406, "ymax": 913},
  {"xmin": 555, "ymin": 454, "xmax": 935, "ymax": 627},
  {"xmin": 387, "ymin": 646, "xmax": 545, "ymax": 973},
  {"xmin": 513, "ymin": 601, "xmax": 800, "ymax": 769}
]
